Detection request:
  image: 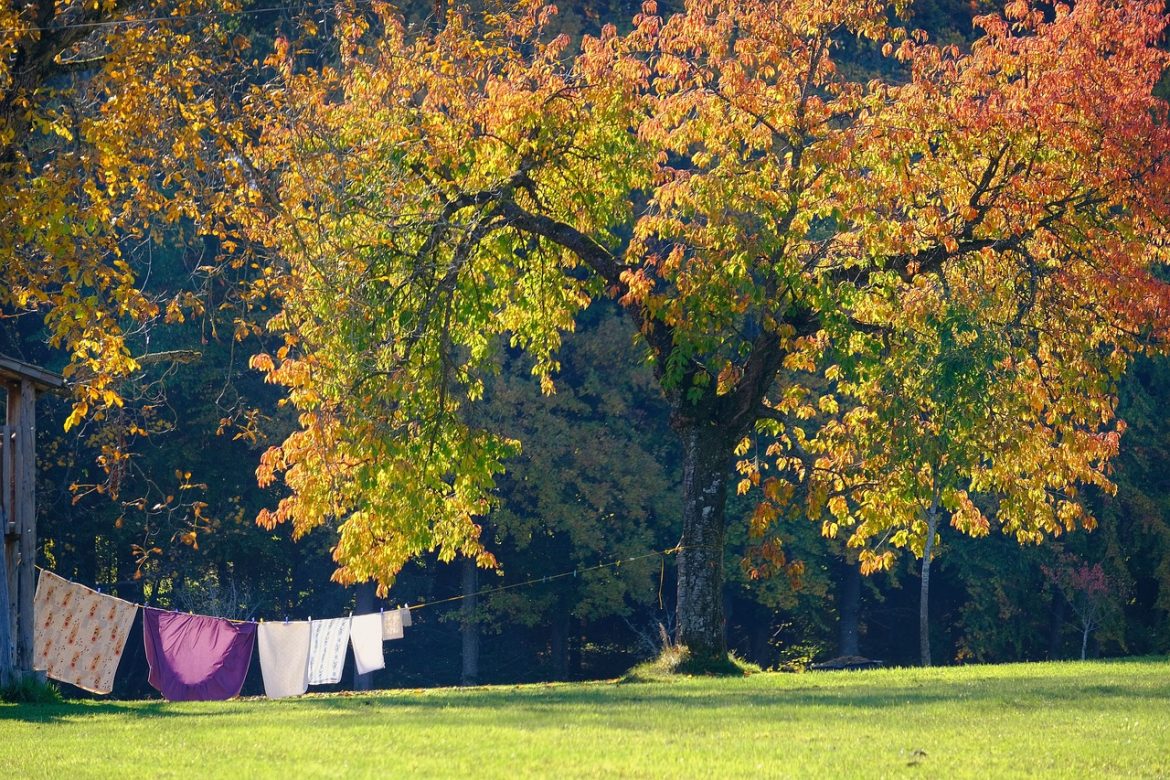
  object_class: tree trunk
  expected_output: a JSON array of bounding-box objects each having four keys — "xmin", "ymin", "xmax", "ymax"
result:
[
  {"xmin": 1081, "ymin": 622, "xmax": 1091, "ymax": 661},
  {"xmin": 674, "ymin": 425, "xmax": 731, "ymax": 663},
  {"xmin": 838, "ymin": 557, "xmax": 862, "ymax": 658},
  {"xmin": 550, "ymin": 603, "xmax": 569, "ymax": 681},
  {"xmin": 460, "ymin": 556, "xmax": 479, "ymax": 687},
  {"xmin": 919, "ymin": 496, "xmax": 941, "ymax": 668},
  {"xmin": 352, "ymin": 581, "xmax": 376, "ymax": 691}
]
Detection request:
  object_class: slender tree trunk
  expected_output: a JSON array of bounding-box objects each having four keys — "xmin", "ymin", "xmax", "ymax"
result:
[
  {"xmin": 460, "ymin": 556, "xmax": 479, "ymax": 687},
  {"xmin": 550, "ymin": 604, "xmax": 569, "ymax": 681},
  {"xmin": 353, "ymin": 581, "xmax": 376, "ymax": 691},
  {"xmin": 1081, "ymin": 622, "xmax": 1091, "ymax": 661},
  {"xmin": 569, "ymin": 618, "xmax": 582, "ymax": 678},
  {"xmin": 838, "ymin": 557, "xmax": 862, "ymax": 658},
  {"xmin": 675, "ymin": 424, "xmax": 731, "ymax": 663},
  {"xmin": 919, "ymin": 494, "xmax": 941, "ymax": 668}
]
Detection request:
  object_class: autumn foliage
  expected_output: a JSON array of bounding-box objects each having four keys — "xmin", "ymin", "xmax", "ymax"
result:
[
  {"xmin": 227, "ymin": 0, "xmax": 1170, "ymax": 666},
  {"xmin": 1, "ymin": 0, "xmax": 251, "ymax": 462},
  {"xmin": 8, "ymin": 0, "xmax": 1170, "ymax": 660}
]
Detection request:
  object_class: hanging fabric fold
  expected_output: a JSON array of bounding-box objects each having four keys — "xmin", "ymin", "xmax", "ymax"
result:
[
  {"xmin": 257, "ymin": 621, "xmax": 311, "ymax": 699},
  {"xmin": 349, "ymin": 613, "xmax": 385, "ymax": 675},
  {"xmin": 142, "ymin": 608, "xmax": 257, "ymax": 701},
  {"xmin": 32, "ymin": 570, "xmax": 137, "ymax": 695}
]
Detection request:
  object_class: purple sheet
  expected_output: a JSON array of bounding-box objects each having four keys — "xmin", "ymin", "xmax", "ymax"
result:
[{"xmin": 143, "ymin": 608, "xmax": 257, "ymax": 701}]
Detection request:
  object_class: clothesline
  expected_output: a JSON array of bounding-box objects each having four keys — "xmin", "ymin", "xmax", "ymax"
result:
[
  {"xmin": 32, "ymin": 569, "xmax": 413, "ymax": 699},
  {"xmin": 32, "ymin": 564, "xmax": 257, "ymax": 625},
  {"xmin": 29, "ymin": 543, "xmax": 699, "ymax": 701},
  {"xmin": 32, "ymin": 542, "xmax": 696, "ymax": 623},
  {"xmin": 408, "ymin": 544, "xmax": 691, "ymax": 611}
]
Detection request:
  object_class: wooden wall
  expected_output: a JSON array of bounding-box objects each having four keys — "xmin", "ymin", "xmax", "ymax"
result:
[{"xmin": 1, "ymin": 379, "xmax": 38, "ymax": 685}]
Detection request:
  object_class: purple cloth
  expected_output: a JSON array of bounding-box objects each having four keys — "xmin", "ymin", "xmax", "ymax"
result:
[{"xmin": 143, "ymin": 608, "xmax": 257, "ymax": 701}]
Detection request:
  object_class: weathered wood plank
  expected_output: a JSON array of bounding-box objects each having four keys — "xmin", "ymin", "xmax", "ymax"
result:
[
  {"xmin": 0, "ymin": 535, "xmax": 11, "ymax": 685},
  {"xmin": 2, "ymin": 424, "xmax": 12, "ymax": 535},
  {"xmin": 15, "ymin": 379, "xmax": 37, "ymax": 671},
  {"xmin": 1, "ymin": 385, "xmax": 15, "ymax": 683}
]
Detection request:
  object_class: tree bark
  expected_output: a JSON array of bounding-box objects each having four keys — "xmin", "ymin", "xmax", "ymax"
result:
[
  {"xmin": 674, "ymin": 424, "xmax": 731, "ymax": 663},
  {"xmin": 919, "ymin": 497, "xmax": 941, "ymax": 668},
  {"xmin": 838, "ymin": 557, "xmax": 862, "ymax": 658},
  {"xmin": 460, "ymin": 556, "xmax": 479, "ymax": 686},
  {"xmin": 1081, "ymin": 622, "xmax": 1091, "ymax": 661}
]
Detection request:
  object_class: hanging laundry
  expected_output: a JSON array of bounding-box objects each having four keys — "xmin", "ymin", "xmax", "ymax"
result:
[
  {"xmin": 306, "ymin": 617, "xmax": 351, "ymax": 685},
  {"xmin": 381, "ymin": 606, "xmax": 411, "ymax": 640},
  {"xmin": 257, "ymin": 621, "xmax": 311, "ymax": 699},
  {"xmin": 32, "ymin": 570, "xmax": 137, "ymax": 695},
  {"xmin": 349, "ymin": 613, "xmax": 385, "ymax": 675},
  {"xmin": 142, "ymin": 608, "xmax": 257, "ymax": 701}
]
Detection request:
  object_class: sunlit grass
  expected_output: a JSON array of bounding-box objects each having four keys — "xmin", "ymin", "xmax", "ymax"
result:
[{"xmin": 3, "ymin": 657, "xmax": 1168, "ymax": 778}]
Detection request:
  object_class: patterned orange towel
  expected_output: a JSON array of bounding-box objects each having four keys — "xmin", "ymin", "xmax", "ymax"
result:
[{"xmin": 33, "ymin": 570, "xmax": 138, "ymax": 694}]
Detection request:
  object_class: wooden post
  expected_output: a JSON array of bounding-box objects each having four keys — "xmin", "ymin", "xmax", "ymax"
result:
[
  {"xmin": 1, "ymin": 385, "xmax": 15, "ymax": 685},
  {"xmin": 15, "ymin": 380, "xmax": 36, "ymax": 672},
  {"xmin": 0, "ymin": 546, "xmax": 9, "ymax": 686}
]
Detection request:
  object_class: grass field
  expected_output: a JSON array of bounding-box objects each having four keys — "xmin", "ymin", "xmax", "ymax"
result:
[{"xmin": 3, "ymin": 657, "xmax": 1168, "ymax": 778}]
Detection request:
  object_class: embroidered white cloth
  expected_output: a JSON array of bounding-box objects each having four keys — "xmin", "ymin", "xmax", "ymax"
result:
[
  {"xmin": 257, "ymin": 621, "xmax": 311, "ymax": 699},
  {"xmin": 32, "ymin": 570, "xmax": 138, "ymax": 694},
  {"xmin": 307, "ymin": 617, "xmax": 351, "ymax": 685},
  {"xmin": 380, "ymin": 607, "xmax": 411, "ymax": 640},
  {"xmin": 349, "ymin": 613, "xmax": 386, "ymax": 675}
]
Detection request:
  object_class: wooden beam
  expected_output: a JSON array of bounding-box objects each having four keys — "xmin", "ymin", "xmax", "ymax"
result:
[{"xmin": 0, "ymin": 354, "xmax": 64, "ymax": 392}]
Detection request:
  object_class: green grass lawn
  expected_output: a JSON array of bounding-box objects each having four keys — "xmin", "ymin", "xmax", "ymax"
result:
[{"xmin": 3, "ymin": 657, "xmax": 1168, "ymax": 778}]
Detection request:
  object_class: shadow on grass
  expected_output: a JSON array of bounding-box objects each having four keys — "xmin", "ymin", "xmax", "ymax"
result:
[
  {"xmin": 0, "ymin": 700, "xmax": 254, "ymax": 723},
  {"xmin": 4, "ymin": 665, "xmax": 1168, "ymax": 726}
]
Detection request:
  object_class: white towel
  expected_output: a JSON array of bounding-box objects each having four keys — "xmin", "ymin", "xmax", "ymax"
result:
[
  {"xmin": 381, "ymin": 607, "xmax": 411, "ymax": 640},
  {"xmin": 350, "ymin": 613, "xmax": 386, "ymax": 675},
  {"xmin": 257, "ymin": 621, "xmax": 310, "ymax": 699},
  {"xmin": 307, "ymin": 617, "xmax": 351, "ymax": 685}
]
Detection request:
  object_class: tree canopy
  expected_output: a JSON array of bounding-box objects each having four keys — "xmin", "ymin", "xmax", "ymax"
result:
[{"xmin": 227, "ymin": 0, "xmax": 1170, "ymax": 661}]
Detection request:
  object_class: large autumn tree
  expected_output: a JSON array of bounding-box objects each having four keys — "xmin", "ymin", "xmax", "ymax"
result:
[{"xmin": 240, "ymin": 0, "xmax": 1170, "ymax": 663}]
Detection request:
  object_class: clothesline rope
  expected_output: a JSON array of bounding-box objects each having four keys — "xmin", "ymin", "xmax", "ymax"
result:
[
  {"xmin": 33, "ymin": 543, "xmax": 698, "ymax": 623},
  {"xmin": 407, "ymin": 544, "xmax": 691, "ymax": 611}
]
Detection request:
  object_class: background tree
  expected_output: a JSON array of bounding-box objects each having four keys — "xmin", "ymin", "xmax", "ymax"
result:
[
  {"xmin": 464, "ymin": 305, "xmax": 682, "ymax": 679},
  {"xmin": 1043, "ymin": 556, "xmax": 1127, "ymax": 661}
]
